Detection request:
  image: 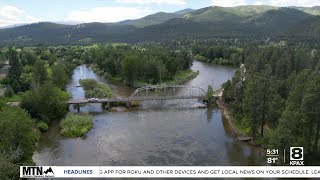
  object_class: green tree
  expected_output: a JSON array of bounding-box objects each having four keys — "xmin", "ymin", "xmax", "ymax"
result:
[
  {"xmin": 0, "ymin": 106, "xmax": 39, "ymax": 180},
  {"xmin": 206, "ymin": 85, "xmax": 214, "ymax": 103},
  {"xmin": 301, "ymin": 71, "xmax": 320, "ymax": 161},
  {"xmin": 11, "ymin": 79, "xmax": 21, "ymax": 93},
  {"xmin": 4, "ymin": 85, "xmax": 14, "ymax": 97},
  {"xmin": 122, "ymin": 55, "xmax": 140, "ymax": 86},
  {"xmin": 244, "ymin": 74, "xmax": 261, "ymax": 140},
  {"xmin": 7, "ymin": 48, "xmax": 23, "ymax": 92},
  {"xmin": 79, "ymin": 79, "xmax": 98, "ymax": 90},
  {"xmin": 32, "ymin": 60, "xmax": 48, "ymax": 85},
  {"xmin": 20, "ymin": 82, "xmax": 70, "ymax": 122},
  {"xmin": 271, "ymin": 70, "xmax": 312, "ymax": 162},
  {"xmin": 7, "ymin": 48, "xmax": 22, "ymax": 81},
  {"xmin": 52, "ymin": 64, "xmax": 69, "ymax": 90},
  {"xmin": 21, "ymin": 49, "xmax": 38, "ymax": 66},
  {"xmin": 259, "ymin": 65, "xmax": 273, "ymax": 137}
]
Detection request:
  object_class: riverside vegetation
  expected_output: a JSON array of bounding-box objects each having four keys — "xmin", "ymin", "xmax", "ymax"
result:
[
  {"xmin": 0, "ymin": 44, "xmax": 198, "ymax": 179},
  {"xmin": 0, "ymin": 47, "xmax": 75, "ymax": 179},
  {"xmin": 221, "ymin": 46, "xmax": 320, "ymax": 165},
  {"xmin": 79, "ymin": 79, "xmax": 112, "ymax": 98},
  {"xmin": 87, "ymin": 45, "xmax": 194, "ymax": 87},
  {"xmin": 60, "ymin": 113, "xmax": 93, "ymax": 138}
]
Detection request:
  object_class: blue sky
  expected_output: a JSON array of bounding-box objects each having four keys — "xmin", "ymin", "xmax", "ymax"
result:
[{"xmin": 0, "ymin": 0, "xmax": 319, "ymax": 27}]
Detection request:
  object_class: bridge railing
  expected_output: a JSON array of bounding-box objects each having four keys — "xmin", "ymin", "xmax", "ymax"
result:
[{"xmin": 128, "ymin": 85, "xmax": 206, "ymax": 100}]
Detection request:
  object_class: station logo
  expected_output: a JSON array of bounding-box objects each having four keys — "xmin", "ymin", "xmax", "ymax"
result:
[
  {"xmin": 290, "ymin": 147, "xmax": 304, "ymax": 165},
  {"xmin": 21, "ymin": 166, "xmax": 55, "ymax": 178}
]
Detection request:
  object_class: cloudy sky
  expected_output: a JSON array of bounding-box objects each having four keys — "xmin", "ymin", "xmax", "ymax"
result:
[{"xmin": 0, "ymin": 0, "xmax": 319, "ymax": 27}]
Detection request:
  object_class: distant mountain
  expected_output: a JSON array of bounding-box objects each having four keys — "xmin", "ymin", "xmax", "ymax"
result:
[
  {"xmin": 174, "ymin": 8, "xmax": 194, "ymax": 15},
  {"xmin": 1, "ymin": 6, "xmax": 320, "ymax": 45},
  {"xmin": 183, "ymin": 5, "xmax": 277, "ymax": 22},
  {"xmin": 292, "ymin": 6, "xmax": 320, "ymax": 16},
  {"xmin": 119, "ymin": 12, "xmax": 182, "ymax": 27},
  {"xmin": 125, "ymin": 18, "xmax": 252, "ymax": 42},
  {"xmin": 244, "ymin": 8, "xmax": 313, "ymax": 34},
  {"xmin": 127, "ymin": 7, "xmax": 317, "ymax": 41},
  {"xmin": 0, "ymin": 23, "xmax": 28, "ymax": 29},
  {"xmin": 118, "ymin": 9, "xmax": 194, "ymax": 28},
  {"xmin": 286, "ymin": 16, "xmax": 320, "ymax": 38},
  {"xmin": 0, "ymin": 22, "xmax": 137, "ymax": 45},
  {"xmin": 229, "ymin": 5, "xmax": 278, "ymax": 14}
]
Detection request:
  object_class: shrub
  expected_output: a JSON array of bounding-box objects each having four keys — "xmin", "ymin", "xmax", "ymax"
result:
[
  {"xmin": 60, "ymin": 113, "xmax": 93, "ymax": 138},
  {"xmin": 4, "ymin": 86, "xmax": 14, "ymax": 97},
  {"xmin": 79, "ymin": 79, "xmax": 112, "ymax": 98},
  {"xmin": 37, "ymin": 122, "xmax": 49, "ymax": 132},
  {"xmin": 79, "ymin": 79, "xmax": 97, "ymax": 90}
]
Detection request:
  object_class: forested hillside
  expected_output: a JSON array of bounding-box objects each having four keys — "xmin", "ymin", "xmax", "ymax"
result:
[
  {"xmin": 0, "ymin": 22, "xmax": 137, "ymax": 45},
  {"xmin": 0, "ymin": 6, "xmax": 320, "ymax": 45},
  {"xmin": 286, "ymin": 16, "xmax": 320, "ymax": 38}
]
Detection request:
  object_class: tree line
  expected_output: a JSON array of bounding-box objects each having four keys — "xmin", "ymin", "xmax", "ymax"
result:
[
  {"xmin": 88, "ymin": 45, "xmax": 193, "ymax": 87},
  {"xmin": 192, "ymin": 44, "xmax": 243, "ymax": 67},
  {"xmin": 222, "ymin": 46, "xmax": 320, "ymax": 164},
  {"xmin": 0, "ymin": 46, "xmax": 79, "ymax": 179}
]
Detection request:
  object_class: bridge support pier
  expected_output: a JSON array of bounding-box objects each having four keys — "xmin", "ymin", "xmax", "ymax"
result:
[
  {"xmin": 126, "ymin": 101, "xmax": 130, "ymax": 108},
  {"xmin": 74, "ymin": 104, "xmax": 80, "ymax": 113},
  {"xmin": 102, "ymin": 102, "xmax": 111, "ymax": 109}
]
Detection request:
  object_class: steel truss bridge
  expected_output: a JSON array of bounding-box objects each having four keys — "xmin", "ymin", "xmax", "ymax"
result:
[{"xmin": 68, "ymin": 85, "xmax": 207, "ymax": 105}]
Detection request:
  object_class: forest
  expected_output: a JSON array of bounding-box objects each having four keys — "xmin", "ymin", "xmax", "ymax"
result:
[
  {"xmin": 0, "ymin": 46, "xmax": 75, "ymax": 179},
  {"xmin": 192, "ymin": 44, "xmax": 243, "ymax": 67},
  {"xmin": 222, "ymin": 46, "xmax": 320, "ymax": 164},
  {"xmin": 88, "ymin": 45, "xmax": 193, "ymax": 86}
]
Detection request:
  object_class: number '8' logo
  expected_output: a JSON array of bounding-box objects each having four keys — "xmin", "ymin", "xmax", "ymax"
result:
[{"xmin": 290, "ymin": 147, "xmax": 303, "ymax": 160}]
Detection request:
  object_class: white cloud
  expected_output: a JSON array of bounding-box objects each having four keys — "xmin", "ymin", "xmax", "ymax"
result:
[
  {"xmin": 212, "ymin": 0, "xmax": 247, "ymax": 7},
  {"xmin": 66, "ymin": 7, "xmax": 153, "ymax": 23},
  {"xmin": 254, "ymin": 1, "xmax": 264, "ymax": 5},
  {"xmin": 116, "ymin": 0, "xmax": 187, "ymax": 5},
  {"xmin": 267, "ymin": 0, "xmax": 320, "ymax": 7},
  {"xmin": 0, "ymin": 5, "xmax": 40, "ymax": 27},
  {"xmin": 211, "ymin": 0, "xmax": 320, "ymax": 7}
]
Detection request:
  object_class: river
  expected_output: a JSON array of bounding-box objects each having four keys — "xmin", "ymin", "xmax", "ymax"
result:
[{"xmin": 33, "ymin": 61, "xmax": 266, "ymax": 166}]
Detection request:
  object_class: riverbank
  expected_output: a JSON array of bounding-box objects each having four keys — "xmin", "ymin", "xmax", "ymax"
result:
[
  {"xmin": 164, "ymin": 70, "xmax": 199, "ymax": 85},
  {"xmin": 194, "ymin": 55, "xmax": 236, "ymax": 67},
  {"xmin": 216, "ymin": 99, "xmax": 246, "ymax": 137},
  {"xmin": 217, "ymin": 98, "xmax": 268, "ymax": 151}
]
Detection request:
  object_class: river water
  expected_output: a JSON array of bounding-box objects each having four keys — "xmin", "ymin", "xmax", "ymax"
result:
[{"xmin": 33, "ymin": 61, "xmax": 266, "ymax": 166}]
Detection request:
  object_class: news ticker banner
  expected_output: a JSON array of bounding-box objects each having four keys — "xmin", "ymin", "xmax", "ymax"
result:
[{"xmin": 21, "ymin": 166, "xmax": 320, "ymax": 178}]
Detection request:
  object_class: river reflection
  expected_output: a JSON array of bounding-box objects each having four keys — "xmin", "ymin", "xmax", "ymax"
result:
[{"xmin": 33, "ymin": 61, "xmax": 266, "ymax": 166}]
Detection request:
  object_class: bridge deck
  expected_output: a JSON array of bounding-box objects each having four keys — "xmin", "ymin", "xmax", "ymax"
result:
[{"xmin": 68, "ymin": 95, "xmax": 204, "ymax": 104}]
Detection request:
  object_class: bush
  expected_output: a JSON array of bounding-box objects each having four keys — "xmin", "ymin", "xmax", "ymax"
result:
[
  {"xmin": 60, "ymin": 113, "xmax": 93, "ymax": 138},
  {"xmin": 4, "ymin": 86, "xmax": 14, "ymax": 97},
  {"xmin": 79, "ymin": 79, "xmax": 112, "ymax": 98},
  {"xmin": 79, "ymin": 79, "xmax": 97, "ymax": 90},
  {"xmin": 37, "ymin": 122, "xmax": 48, "ymax": 132}
]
